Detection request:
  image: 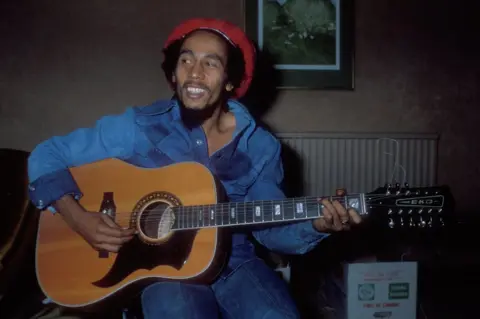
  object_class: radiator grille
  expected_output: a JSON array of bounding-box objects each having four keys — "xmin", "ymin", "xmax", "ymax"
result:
[{"xmin": 277, "ymin": 132, "xmax": 439, "ymax": 196}]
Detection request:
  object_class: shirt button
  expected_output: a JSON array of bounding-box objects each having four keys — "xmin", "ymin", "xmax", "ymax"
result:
[
  {"xmin": 29, "ymin": 185, "xmax": 35, "ymax": 191},
  {"xmin": 38, "ymin": 200, "xmax": 43, "ymax": 206},
  {"xmin": 196, "ymin": 140, "xmax": 203, "ymax": 146}
]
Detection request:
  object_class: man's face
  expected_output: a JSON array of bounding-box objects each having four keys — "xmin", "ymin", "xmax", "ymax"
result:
[{"xmin": 173, "ymin": 30, "xmax": 233, "ymax": 110}]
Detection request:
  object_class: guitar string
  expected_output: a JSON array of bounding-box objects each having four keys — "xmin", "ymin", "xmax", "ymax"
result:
[
  {"xmin": 102, "ymin": 196, "xmax": 357, "ymax": 223},
  {"xmin": 107, "ymin": 193, "xmax": 431, "ymax": 221},
  {"xmin": 98, "ymin": 193, "xmax": 437, "ymax": 224}
]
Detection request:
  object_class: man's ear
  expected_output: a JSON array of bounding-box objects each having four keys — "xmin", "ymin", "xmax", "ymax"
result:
[{"xmin": 172, "ymin": 74, "xmax": 176, "ymax": 83}]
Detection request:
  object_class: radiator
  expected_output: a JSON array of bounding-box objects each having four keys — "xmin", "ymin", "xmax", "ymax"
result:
[{"xmin": 276, "ymin": 132, "xmax": 439, "ymax": 197}]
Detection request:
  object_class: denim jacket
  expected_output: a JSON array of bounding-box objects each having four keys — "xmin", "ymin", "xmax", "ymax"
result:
[{"xmin": 27, "ymin": 98, "xmax": 329, "ymax": 269}]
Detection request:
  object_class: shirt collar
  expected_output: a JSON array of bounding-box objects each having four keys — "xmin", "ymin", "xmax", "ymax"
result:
[{"xmin": 167, "ymin": 97, "xmax": 256, "ymax": 135}]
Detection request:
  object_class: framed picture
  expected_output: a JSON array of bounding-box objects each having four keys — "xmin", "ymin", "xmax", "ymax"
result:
[{"xmin": 244, "ymin": 0, "xmax": 354, "ymax": 90}]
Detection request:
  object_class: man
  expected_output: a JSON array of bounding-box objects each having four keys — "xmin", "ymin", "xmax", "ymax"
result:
[{"xmin": 27, "ymin": 18, "xmax": 361, "ymax": 318}]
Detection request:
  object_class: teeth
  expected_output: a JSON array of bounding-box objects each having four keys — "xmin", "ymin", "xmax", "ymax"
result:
[{"xmin": 186, "ymin": 87, "xmax": 205, "ymax": 94}]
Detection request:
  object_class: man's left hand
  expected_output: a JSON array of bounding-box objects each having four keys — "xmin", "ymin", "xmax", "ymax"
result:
[{"xmin": 313, "ymin": 189, "xmax": 362, "ymax": 233}]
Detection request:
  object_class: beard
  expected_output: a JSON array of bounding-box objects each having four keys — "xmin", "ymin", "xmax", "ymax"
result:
[
  {"xmin": 175, "ymin": 85, "xmax": 228, "ymax": 130},
  {"xmin": 178, "ymin": 100, "xmax": 218, "ymax": 130}
]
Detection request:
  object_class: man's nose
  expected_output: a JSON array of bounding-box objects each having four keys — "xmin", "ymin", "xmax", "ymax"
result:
[{"xmin": 189, "ymin": 61, "xmax": 204, "ymax": 79}]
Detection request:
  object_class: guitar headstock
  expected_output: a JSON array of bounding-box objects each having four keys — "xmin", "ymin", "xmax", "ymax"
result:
[{"xmin": 365, "ymin": 183, "xmax": 454, "ymax": 229}]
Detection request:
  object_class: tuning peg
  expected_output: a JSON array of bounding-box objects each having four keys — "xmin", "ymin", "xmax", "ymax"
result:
[
  {"xmin": 419, "ymin": 217, "xmax": 426, "ymax": 228},
  {"xmin": 409, "ymin": 217, "xmax": 415, "ymax": 227},
  {"xmin": 388, "ymin": 218, "xmax": 395, "ymax": 228},
  {"xmin": 403, "ymin": 183, "xmax": 410, "ymax": 194},
  {"xmin": 386, "ymin": 184, "xmax": 392, "ymax": 195}
]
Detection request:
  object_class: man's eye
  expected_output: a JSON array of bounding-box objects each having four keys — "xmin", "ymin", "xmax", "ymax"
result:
[{"xmin": 205, "ymin": 60, "xmax": 218, "ymax": 68}]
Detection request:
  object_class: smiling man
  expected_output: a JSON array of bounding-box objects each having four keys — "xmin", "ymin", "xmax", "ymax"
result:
[{"xmin": 27, "ymin": 18, "xmax": 361, "ymax": 318}]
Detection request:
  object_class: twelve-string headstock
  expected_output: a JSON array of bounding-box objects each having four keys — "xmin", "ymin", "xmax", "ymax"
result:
[{"xmin": 365, "ymin": 183, "xmax": 454, "ymax": 229}]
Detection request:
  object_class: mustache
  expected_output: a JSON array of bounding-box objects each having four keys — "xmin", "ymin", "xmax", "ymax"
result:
[{"xmin": 182, "ymin": 82, "xmax": 210, "ymax": 92}]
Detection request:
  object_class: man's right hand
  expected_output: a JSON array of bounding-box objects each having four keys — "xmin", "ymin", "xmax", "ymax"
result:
[
  {"xmin": 72, "ymin": 211, "xmax": 136, "ymax": 253},
  {"xmin": 54, "ymin": 195, "xmax": 136, "ymax": 253}
]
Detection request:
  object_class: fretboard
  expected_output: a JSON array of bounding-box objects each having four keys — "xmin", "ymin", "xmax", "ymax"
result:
[{"xmin": 171, "ymin": 194, "xmax": 367, "ymax": 230}]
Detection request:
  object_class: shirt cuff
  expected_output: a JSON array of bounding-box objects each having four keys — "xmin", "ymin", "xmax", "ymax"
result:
[
  {"xmin": 299, "ymin": 220, "xmax": 331, "ymax": 244},
  {"xmin": 286, "ymin": 220, "xmax": 331, "ymax": 254},
  {"xmin": 28, "ymin": 168, "xmax": 83, "ymax": 211}
]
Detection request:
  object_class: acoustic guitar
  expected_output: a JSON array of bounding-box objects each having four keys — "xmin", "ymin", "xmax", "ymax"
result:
[{"xmin": 35, "ymin": 158, "xmax": 453, "ymax": 310}]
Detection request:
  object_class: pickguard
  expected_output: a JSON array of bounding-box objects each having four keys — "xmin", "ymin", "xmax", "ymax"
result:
[{"xmin": 92, "ymin": 229, "xmax": 197, "ymax": 288}]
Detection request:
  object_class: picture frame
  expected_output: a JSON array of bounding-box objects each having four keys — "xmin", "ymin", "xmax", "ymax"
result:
[{"xmin": 243, "ymin": 0, "xmax": 354, "ymax": 90}]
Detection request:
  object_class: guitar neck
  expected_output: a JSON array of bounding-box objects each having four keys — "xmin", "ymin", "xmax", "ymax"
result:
[{"xmin": 171, "ymin": 194, "xmax": 368, "ymax": 230}]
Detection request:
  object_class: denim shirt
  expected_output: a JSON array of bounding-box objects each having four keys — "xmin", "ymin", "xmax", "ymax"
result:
[{"xmin": 27, "ymin": 98, "xmax": 329, "ymax": 270}]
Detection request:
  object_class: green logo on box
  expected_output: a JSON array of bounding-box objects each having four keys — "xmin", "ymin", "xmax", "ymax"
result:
[
  {"xmin": 358, "ymin": 283, "xmax": 375, "ymax": 301},
  {"xmin": 389, "ymin": 283, "xmax": 409, "ymax": 299}
]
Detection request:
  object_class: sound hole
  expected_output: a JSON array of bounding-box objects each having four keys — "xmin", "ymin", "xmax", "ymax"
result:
[{"xmin": 138, "ymin": 201, "xmax": 175, "ymax": 243}]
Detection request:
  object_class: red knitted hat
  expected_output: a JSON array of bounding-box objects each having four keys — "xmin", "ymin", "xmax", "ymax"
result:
[{"xmin": 164, "ymin": 18, "xmax": 256, "ymax": 99}]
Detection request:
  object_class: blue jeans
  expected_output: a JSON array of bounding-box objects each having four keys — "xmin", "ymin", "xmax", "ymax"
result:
[{"xmin": 141, "ymin": 258, "xmax": 299, "ymax": 319}]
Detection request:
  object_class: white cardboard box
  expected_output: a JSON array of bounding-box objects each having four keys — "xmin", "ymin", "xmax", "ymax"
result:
[{"xmin": 345, "ymin": 262, "xmax": 418, "ymax": 319}]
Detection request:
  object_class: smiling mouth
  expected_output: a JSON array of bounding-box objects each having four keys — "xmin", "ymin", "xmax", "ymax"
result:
[
  {"xmin": 184, "ymin": 85, "xmax": 208, "ymax": 100},
  {"xmin": 186, "ymin": 87, "xmax": 206, "ymax": 94}
]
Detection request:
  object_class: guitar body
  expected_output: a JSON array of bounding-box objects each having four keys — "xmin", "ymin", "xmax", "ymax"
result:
[{"xmin": 36, "ymin": 159, "xmax": 230, "ymax": 310}]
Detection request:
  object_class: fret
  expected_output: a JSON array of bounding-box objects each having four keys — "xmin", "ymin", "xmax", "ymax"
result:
[
  {"xmin": 283, "ymin": 199, "xmax": 294, "ymax": 221},
  {"xmin": 197, "ymin": 206, "xmax": 203, "ymax": 228},
  {"xmin": 294, "ymin": 198, "xmax": 306, "ymax": 219},
  {"xmin": 229, "ymin": 203, "xmax": 238, "ymax": 225},
  {"xmin": 192, "ymin": 206, "xmax": 198, "ymax": 228},
  {"xmin": 195, "ymin": 206, "xmax": 199, "ymax": 228},
  {"xmin": 273, "ymin": 201, "xmax": 282, "ymax": 221},
  {"xmin": 209, "ymin": 205, "xmax": 215, "ymax": 226},
  {"xmin": 190, "ymin": 207, "xmax": 194, "ymax": 228},
  {"xmin": 246, "ymin": 202, "xmax": 251, "ymax": 223},
  {"xmin": 215, "ymin": 204, "xmax": 222, "ymax": 226},
  {"xmin": 180, "ymin": 206, "xmax": 185, "ymax": 228},
  {"xmin": 183, "ymin": 206, "xmax": 189, "ymax": 229},
  {"xmin": 185, "ymin": 206, "xmax": 191, "ymax": 228},
  {"xmin": 253, "ymin": 201, "xmax": 263, "ymax": 223},
  {"xmin": 176, "ymin": 207, "xmax": 182, "ymax": 229},
  {"xmin": 238, "ymin": 203, "xmax": 245, "ymax": 224},
  {"xmin": 306, "ymin": 197, "xmax": 319, "ymax": 218},
  {"xmin": 222, "ymin": 204, "xmax": 229, "ymax": 225},
  {"xmin": 200, "ymin": 206, "xmax": 208, "ymax": 227},
  {"xmin": 185, "ymin": 207, "xmax": 193, "ymax": 228},
  {"xmin": 262, "ymin": 201, "xmax": 266, "ymax": 221},
  {"xmin": 189, "ymin": 206, "xmax": 194, "ymax": 228},
  {"xmin": 263, "ymin": 201, "xmax": 273, "ymax": 222}
]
